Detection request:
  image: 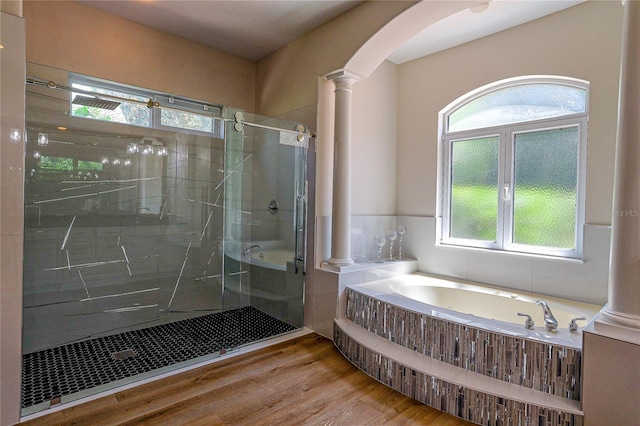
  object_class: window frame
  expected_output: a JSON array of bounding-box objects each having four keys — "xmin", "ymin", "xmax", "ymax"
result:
[
  {"xmin": 69, "ymin": 74, "xmax": 224, "ymax": 138},
  {"xmin": 153, "ymin": 94, "xmax": 223, "ymax": 136},
  {"xmin": 70, "ymin": 75, "xmax": 154, "ymax": 128},
  {"xmin": 438, "ymin": 76, "xmax": 589, "ymax": 259}
]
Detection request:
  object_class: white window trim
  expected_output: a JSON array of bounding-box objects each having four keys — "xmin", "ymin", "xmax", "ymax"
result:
[{"xmin": 437, "ymin": 76, "xmax": 589, "ymax": 259}]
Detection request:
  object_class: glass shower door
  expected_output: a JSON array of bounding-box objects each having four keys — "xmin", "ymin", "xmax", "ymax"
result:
[
  {"xmin": 22, "ymin": 69, "xmax": 308, "ymax": 415},
  {"xmin": 222, "ymin": 110, "xmax": 307, "ymax": 331}
]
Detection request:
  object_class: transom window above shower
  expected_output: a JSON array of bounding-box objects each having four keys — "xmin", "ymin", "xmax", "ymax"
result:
[
  {"xmin": 438, "ymin": 76, "xmax": 589, "ymax": 259},
  {"xmin": 69, "ymin": 74, "xmax": 223, "ymax": 136}
]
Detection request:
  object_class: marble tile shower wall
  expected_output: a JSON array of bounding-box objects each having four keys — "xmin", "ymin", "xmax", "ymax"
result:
[
  {"xmin": 334, "ymin": 327, "xmax": 583, "ymax": 426},
  {"xmin": 346, "ymin": 289, "xmax": 582, "ymax": 401}
]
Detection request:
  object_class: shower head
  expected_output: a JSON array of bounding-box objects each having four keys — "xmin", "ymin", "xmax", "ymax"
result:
[{"xmin": 72, "ymin": 95, "xmax": 121, "ymax": 110}]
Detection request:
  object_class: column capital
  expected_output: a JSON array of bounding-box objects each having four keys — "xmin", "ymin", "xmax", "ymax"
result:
[{"xmin": 325, "ymin": 69, "xmax": 362, "ymax": 86}]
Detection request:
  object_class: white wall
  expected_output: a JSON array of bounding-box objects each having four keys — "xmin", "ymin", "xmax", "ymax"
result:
[
  {"xmin": 351, "ymin": 60, "xmax": 398, "ymax": 216},
  {"xmin": 368, "ymin": 1, "xmax": 624, "ymax": 304},
  {"xmin": 397, "ymin": 1, "xmax": 622, "ymax": 221}
]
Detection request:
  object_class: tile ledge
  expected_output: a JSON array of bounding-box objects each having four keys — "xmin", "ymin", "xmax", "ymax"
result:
[
  {"xmin": 335, "ymin": 318, "xmax": 583, "ymax": 415},
  {"xmin": 320, "ymin": 259, "xmax": 417, "ymax": 274}
]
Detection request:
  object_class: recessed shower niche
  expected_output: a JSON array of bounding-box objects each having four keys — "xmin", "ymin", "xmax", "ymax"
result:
[{"xmin": 22, "ymin": 65, "xmax": 310, "ymax": 416}]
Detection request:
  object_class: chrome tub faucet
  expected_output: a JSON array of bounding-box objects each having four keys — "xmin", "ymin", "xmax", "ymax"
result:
[{"xmin": 536, "ymin": 300, "xmax": 558, "ymax": 332}]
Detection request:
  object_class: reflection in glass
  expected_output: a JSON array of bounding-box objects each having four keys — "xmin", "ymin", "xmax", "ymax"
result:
[{"xmin": 37, "ymin": 132, "xmax": 48, "ymax": 146}]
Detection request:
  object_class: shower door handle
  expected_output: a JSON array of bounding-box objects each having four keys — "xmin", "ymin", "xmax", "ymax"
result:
[{"xmin": 294, "ymin": 185, "xmax": 306, "ymax": 275}]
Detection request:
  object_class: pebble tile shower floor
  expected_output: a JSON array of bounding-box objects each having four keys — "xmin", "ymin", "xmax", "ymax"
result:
[{"xmin": 21, "ymin": 306, "xmax": 296, "ymax": 409}]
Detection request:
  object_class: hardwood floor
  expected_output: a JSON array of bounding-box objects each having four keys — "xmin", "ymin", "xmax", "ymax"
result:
[{"xmin": 21, "ymin": 333, "xmax": 473, "ymax": 425}]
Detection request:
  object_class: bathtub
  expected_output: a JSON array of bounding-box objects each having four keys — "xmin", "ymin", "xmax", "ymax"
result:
[
  {"xmin": 226, "ymin": 241, "xmax": 296, "ymax": 272},
  {"xmin": 339, "ymin": 272, "xmax": 599, "ymax": 424},
  {"xmin": 223, "ymin": 241, "xmax": 303, "ymax": 326},
  {"xmin": 349, "ymin": 273, "xmax": 602, "ymax": 348},
  {"xmin": 245, "ymin": 248, "xmax": 295, "ymax": 271}
]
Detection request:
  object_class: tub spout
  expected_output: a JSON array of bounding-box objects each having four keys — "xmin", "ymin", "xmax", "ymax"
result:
[
  {"xmin": 536, "ymin": 300, "xmax": 558, "ymax": 332},
  {"xmin": 244, "ymin": 244, "xmax": 261, "ymax": 256}
]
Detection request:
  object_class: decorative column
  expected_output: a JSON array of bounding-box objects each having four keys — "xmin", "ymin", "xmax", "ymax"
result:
[
  {"xmin": 326, "ymin": 70, "xmax": 360, "ymax": 267},
  {"xmin": 604, "ymin": 0, "xmax": 640, "ymax": 329}
]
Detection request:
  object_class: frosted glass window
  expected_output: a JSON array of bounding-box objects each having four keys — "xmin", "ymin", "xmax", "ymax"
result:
[
  {"xmin": 440, "ymin": 76, "xmax": 588, "ymax": 258},
  {"xmin": 450, "ymin": 137, "xmax": 499, "ymax": 242},
  {"xmin": 513, "ymin": 128, "xmax": 578, "ymax": 249},
  {"xmin": 448, "ymin": 84, "xmax": 586, "ymax": 132}
]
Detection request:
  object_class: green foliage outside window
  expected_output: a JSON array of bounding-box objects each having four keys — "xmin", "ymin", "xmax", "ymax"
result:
[
  {"xmin": 39, "ymin": 156, "xmax": 73, "ymax": 170},
  {"xmin": 78, "ymin": 160, "xmax": 103, "ymax": 171}
]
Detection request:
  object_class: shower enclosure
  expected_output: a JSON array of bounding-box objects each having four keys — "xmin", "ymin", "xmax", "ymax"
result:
[{"xmin": 21, "ymin": 66, "xmax": 308, "ymax": 416}]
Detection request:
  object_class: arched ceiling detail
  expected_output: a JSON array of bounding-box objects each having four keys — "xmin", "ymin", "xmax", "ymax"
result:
[{"xmin": 344, "ymin": 0, "xmax": 477, "ymax": 79}]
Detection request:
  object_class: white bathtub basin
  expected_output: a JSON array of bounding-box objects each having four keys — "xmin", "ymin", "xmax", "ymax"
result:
[
  {"xmin": 248, "ymin": 249, "xmax": 295, "ymax": 271},
  {"xmin": 351, "ymin": 273, "xmax": 603, "ymax": 347}
]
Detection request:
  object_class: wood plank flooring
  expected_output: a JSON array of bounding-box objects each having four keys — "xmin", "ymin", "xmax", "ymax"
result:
[{"xmin": 21, "ymin": 333, "xmax": 474, "ymax": 425}]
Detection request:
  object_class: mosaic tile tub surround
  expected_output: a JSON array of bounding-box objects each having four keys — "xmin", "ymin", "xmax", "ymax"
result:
[
  {"xmin": 345, "ymin": 288, "xmax": 583, "ymax": 402},
  {"xmin": 334, "ymin": 326, "xmax": 583, "ymax": 426}
]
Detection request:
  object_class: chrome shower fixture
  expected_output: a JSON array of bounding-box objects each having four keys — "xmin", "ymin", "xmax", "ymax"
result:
[{"xmin": 72, "ymin": 95, "xmax": 121, "ymax": 110}]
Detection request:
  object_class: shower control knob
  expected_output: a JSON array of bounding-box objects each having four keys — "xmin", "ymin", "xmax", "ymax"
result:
[{"xmin": 268, "ymin": 199, "xmax": 279, "ymax": 215}]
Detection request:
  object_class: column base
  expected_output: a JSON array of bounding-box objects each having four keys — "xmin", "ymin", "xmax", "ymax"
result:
[
  {"xmin": 322, "ymin": 258, "xmax": 358, "ymax": 273},
  {"xmin": 601, "ymin": 306, "xmax": 640, "ymax": 329},
  {"xmin": 327, "ymin": 257, "xmax": 354, "ymax": 266},
  {"xmin": 590, "ymin": 307, "xmax": 640, "ymax": 345}
]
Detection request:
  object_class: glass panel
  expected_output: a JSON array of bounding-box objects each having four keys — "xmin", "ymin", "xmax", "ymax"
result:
[
  {"xmin": 221, "ymin": 110, "xmax": 250, "ymax": 311},
  {"xmin": 449, "ymin": 83, "xmax": 586, "ymax": 132},
  {"xmin": 222, "ymin": 110, "xmax": 306, "ymax": 329},
  {"xmin": 449, "ymin": 136, "xmax": 499, "ymax": 242},
  {"xmin": 513, "ymin": 127, "xmax": 578, "ymax": 249},
  {"xmin": 23, "ymin": 71, "xmax": 307, "ymax": 415},
  {"xmin": 23, "ymin": 119, "xmax": 234, "ymax": 414},
  {"xmin": 71, "ymin": 83, "xmax": 151, "ymax": 127},
  {"xmin": 23, "ymin": 124, "xmax": 227, "ymax": 348},
  {"xmin": 160, "ymin": 109, "xmax": 214, "ymax": 133}
]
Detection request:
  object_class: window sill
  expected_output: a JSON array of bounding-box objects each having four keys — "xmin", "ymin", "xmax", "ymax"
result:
[{"xmin": 435, "ymin": 241, "xmax": 585, "ymax": 264}]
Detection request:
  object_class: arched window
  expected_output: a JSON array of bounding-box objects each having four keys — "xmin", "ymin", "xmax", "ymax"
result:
[{"xmin": 439, "ymin": 76, "xmax": 588, "ymax": 258}]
